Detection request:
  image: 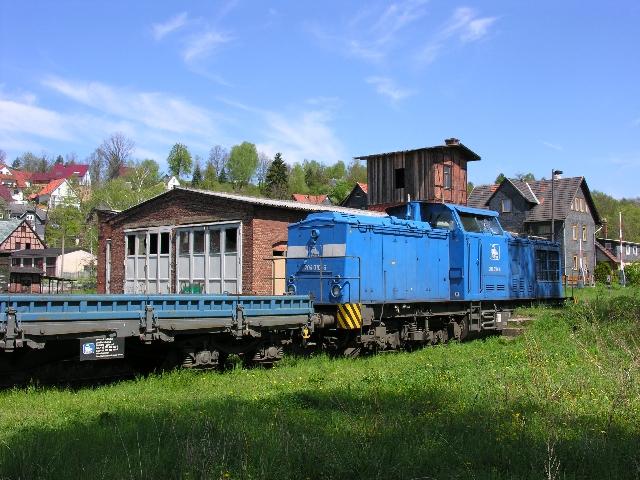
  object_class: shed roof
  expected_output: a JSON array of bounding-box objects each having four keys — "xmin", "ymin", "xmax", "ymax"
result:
[
  {"xmin": 354, "ymin": 142, "xmax": 481, "ymax": 161},
  {"xmin": 107, "ymin": 187, "xmax": 386, "ymax": 223}
]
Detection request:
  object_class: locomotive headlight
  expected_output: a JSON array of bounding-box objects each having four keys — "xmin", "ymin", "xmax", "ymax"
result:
[
  {"xmin": 330, "ymin": 283, "xmax": 342, "ymax": 298},
  {"xmin": 287, "ymin": 283, "xmax": 297, "ymax": 294}
]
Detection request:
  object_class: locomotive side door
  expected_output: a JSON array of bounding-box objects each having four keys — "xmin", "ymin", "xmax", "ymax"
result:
[{"xmin": 466, "ymin": 235, "xmax": 483, "ymax": 299}]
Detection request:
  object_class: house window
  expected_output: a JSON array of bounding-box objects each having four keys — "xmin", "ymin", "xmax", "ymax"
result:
[
  {"xmin": 394, "ymin": 168, "xmax": 405, "ymax": 189},
  {"xmin": 15, "ymin": 242, "xmax": 21, "ymax": 250},
  {"xmin": 626, "ymin": 245, "xmax": 631, "ymax": 255},
  {"xmin": 501, "ymin": 198, "xmax": 512, "ymax": 213},
  {"xmin": 572, "ymin": 225, "xmax": 577, "ymax": 241},
  {"xmin": 582, "ymin": 225, "xmax": 587, "ymax": 241},
  {"xmin": 634, "ymin": 246, "xmax": 638, "ymax": 256},
  {"xmin": 573, "ymin": 255, "xmax": 578, "ymax": 270},
  {"xmin": 605, "ymin": 242, "xmax": 612, "ymax": 250},
  {"xmin": 443, "ymin": 165, "xmax": 452, "ymax": 189},
  {"xmin": 25, "ymin": 243, "xmax": 31, "ymax": 250}
]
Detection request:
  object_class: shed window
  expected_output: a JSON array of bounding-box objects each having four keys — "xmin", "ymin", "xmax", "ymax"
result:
[
  {"xmin": 572, "ymin": 225, "xmax": 577, "ymax": 241},
  {"xmin": 225, "ymin": 228, "xmax": 238, "ymax": 253},
  {"xmin": 127, "ymin": 235, "xmax": 135, "ymax": 256},
  {"xmin": 179, "ymin": 231, "xmax": 190, "ymax": 255},
  {"xmin": 501, "ymin": 199, "xmax": 512, "ymax": 213},
  {"xmin": 572, "ymin": 255, "xmax": 578, "ymax": 270},
  {"xmin": 147, "ymin": 233, "xmax": 157, "ymax": 255},
  {"xmin": 443, "ymin": 165, "xmax": 452, "ymax": 189},
  {"xmin": 582, "ymin": 225, "xmax": 587, "ymax": 241},
  {"xmin": 160, "ymin": 232, "xmax": 170, "ymax": 255},
  {"xmin": 193, "ymin": 230, "xmax": 205, "ymax": 254},
  {"xmin": 394, "ymin": 168, "xmax": 405, "ymax": 189}
]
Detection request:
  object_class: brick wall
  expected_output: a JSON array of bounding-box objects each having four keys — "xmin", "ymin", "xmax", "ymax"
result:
[
  {"xmin": 97, "ymin": 190, "xmax": 309, "ymax": 295},
  {"xmin": 251, "ymin": 207, "xmax": 306, "ymax": 294}
]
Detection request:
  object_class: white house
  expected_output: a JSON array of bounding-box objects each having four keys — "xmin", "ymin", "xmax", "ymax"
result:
[{"xmin": 29, "ymin": 178, "xmax": 79, "ymax": 208}]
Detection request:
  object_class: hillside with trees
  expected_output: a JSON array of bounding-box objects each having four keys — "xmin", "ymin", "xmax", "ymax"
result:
[{"xmin": 591, "ymin": 191, "xmax": 640, "ymax": 242}]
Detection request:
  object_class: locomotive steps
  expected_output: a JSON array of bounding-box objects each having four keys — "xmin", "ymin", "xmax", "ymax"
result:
[{"xmin": 502, "ymin": 316, "xmax": 535, "ymax": 338}]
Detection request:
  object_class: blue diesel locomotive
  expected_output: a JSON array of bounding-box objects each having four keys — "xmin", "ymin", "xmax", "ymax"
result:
[{"xmin": 286, "ymin": 201, "xmax": 563, "ymax": 353}]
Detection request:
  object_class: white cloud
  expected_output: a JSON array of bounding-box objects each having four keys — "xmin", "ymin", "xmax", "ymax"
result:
[
  {"xmin": 366, "ymin": 76, "xmax": 415, "ymax": 102},
  {"xmin": 182, "ymin": 30, "xmax": 232, "ymax": 62},
  {"xmin": 220, "ymin": 97, "xmax": 346, "ymax": 164},
  {"xmin": 416, "ymin": 7, "xmax": 497, "ymax": 64},
  {"xmin": 542, "ymin": 141, "xmax": 564, "ymax": 151},
  {"xmin": 152, "ymin": 12, "xmax": 189, "ymax": 40},
  {"xmin": 42, "ymin": 76, "xmax": 221, "ymax": 137},
  {"xmin": 309, "ymin": 0, "xmax": 428, "ymax": 63}
]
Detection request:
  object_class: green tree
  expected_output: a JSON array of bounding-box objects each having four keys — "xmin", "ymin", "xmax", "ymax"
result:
[
  {"xmin": 45, "ymin": 203, "xmax": 84, "ymax": 249},
  {"xmin": 191, "ymin": 158, "xmax": 203, "ymax": 187},
  {"xmin": 124, "ymin": 159, "xmax": 162, "ymax": 191},
  {"xmin": 227, "ymin": 142, "xmax": 258, "ymax": 188},
  {"xmin": 54, "ymin": 155, "xmax": 64, "ymax": 165},
  {"xmin": 264, "ymin": 153, "xmax": 289, "ymax": 199},
  {"xmin": 167, "ymin": 143, "xmax": 193, "ymax": 179},
  {"xmin": 495, "ymin": 173, "xmax": 506, "ymax": 184},
  {"xmin": 288, "ymin": 163, "xmax": 308, "ymax": 195},
  {"xmin": 467, "ymin": 182, "xmax": 475, "ymax": 195},
  {"xmin": 303, "ymin": 160, "xmax": 328, "ymax": 194},
  {"xmin": 218, "ymin": 167, "xmax": 228, "ymax": 183},
  {"xmin": 515, "ymin": 172, "xmax": 535, "ymax": 182},
  {"xmin": 346, "ymin": 159, "xmax": 367, "ymax": 184}
]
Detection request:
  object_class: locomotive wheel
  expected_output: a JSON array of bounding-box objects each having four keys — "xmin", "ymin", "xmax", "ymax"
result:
[{"xmin": 459, "ymin": 316, "xmax": 470, "ymax": 342}]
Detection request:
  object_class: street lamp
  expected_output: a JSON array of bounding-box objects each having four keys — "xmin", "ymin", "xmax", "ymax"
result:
[{"xmin": 550, "ymin": 169, "xmax": 563, "ymax": 241}]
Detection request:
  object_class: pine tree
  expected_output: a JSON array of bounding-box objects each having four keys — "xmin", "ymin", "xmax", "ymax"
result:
[
  {"xmin": 218, "ymin": 167, "xmax": 228, "ymax": 183},
  {"xmin": 265, "ymin": 153, "xmax": 289, "ymax": 198},
  {"xmin": 191, "ymin": 160, "xmax": 203, "ymax": 187}
]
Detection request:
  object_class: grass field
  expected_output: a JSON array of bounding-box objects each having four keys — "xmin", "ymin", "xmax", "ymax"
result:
[{"xmin": 1, "ymin": 290, "xmax": 639, "ymax": 479}]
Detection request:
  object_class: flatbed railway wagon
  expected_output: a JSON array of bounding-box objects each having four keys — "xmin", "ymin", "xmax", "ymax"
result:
[{"xmin": 0, "ymin": 293, "xmax": 315, "ymax": 382}]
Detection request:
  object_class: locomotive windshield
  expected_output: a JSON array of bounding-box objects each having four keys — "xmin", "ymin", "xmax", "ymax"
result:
[
  {"xmin": 421, "ymin": 208, "xmax": 456, "ymax": 230},
  {"xmin": 458, "ymin": 213, "xmax": 503, "ymax": 234}
]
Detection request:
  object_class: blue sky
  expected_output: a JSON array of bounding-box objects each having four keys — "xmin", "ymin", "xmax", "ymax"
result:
[{"xmin": 1, "ymin": 1, "xmax": 639, "ymax": 197}]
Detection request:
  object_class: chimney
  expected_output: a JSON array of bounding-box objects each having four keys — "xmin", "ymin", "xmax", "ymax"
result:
[
  {"xmin": 444, "ymin": 138, "xmax": 460, "ymax": 146},
  {"xmin": 553, "ymin": 172, "xmax": 562, "ymax": 180},
  {"xmin": 603, "ymin": 218, "xmax": 608, "ymax": 238}
]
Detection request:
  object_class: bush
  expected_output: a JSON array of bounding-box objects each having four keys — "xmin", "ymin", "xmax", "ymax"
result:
[
  {"xmin": 624, "ymin": 262, "xmax": 640, "ymax": 286},
  {"xmin": 594, "ymin": 262, "xmax": 612, "ymax": 284}
]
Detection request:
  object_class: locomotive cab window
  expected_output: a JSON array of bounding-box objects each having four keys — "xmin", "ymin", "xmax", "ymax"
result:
[
  {"xmin": 421, "ymin": 208, "xmax": 455, "ymax": 230},
  {"xmin": 458, "ymin": 213, "xmax": 503, "ymax": 235}
]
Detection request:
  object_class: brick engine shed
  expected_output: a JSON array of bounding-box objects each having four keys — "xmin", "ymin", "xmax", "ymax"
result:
[{"xmin": 96, "ymin": 187, "xmax": 382, "ymax": 295}]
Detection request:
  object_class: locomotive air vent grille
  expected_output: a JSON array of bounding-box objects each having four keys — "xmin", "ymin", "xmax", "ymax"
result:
[
  {"xmin": 511, "ymin": 278, "xmax": 525, "ymax": 292},
  {"xmin": 496, "ymin": 284, "xmax": 506, "ymax": 291},
  {"xmin": 486, "ymin": 284, "xmax": 495, "ymax": 291}
]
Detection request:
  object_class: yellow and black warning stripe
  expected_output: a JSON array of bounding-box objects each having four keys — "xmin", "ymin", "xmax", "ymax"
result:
[{"xmin": 336, "ymin": 303, "xmax": 363, "ymax": 329}]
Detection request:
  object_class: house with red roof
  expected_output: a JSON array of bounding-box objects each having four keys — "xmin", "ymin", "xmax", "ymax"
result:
[
  {"xmin": 291, "ymin": 194, "xmax": 332, "ymax": 205},
  {"xmin": 29, "ymin": 178, "xmax": 79, "ymax": 209},
  {"xmin": 340, "ymin": 182, "xmax": 369, "ymax": 210},
  {"xmin": 29, "ymin": 164, "xmax": 91, "ymax": 186}
]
